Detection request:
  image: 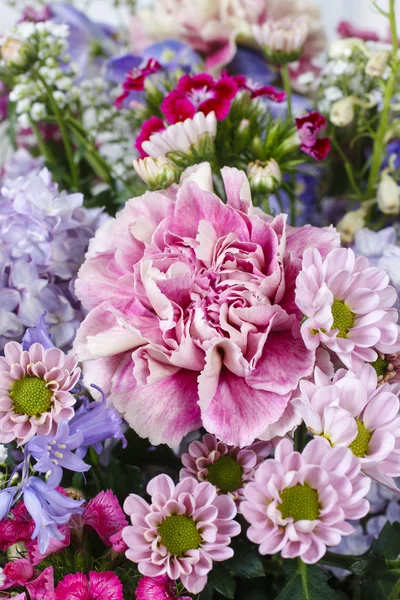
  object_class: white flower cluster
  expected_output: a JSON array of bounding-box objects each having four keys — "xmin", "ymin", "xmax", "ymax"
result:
[
  {"xmin": 1, "ymin": 21, "xmax": 80, "ymax": 129},
  {"xmin": 316, "ymin": 39, "xmax": 393, "ymax": 117}
]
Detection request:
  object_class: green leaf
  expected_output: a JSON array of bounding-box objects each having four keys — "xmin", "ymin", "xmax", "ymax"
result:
[
  {"xmin": 275, "ymin": 560, "xmax": 339, "ymax": 600},
  {"xmin": 225, "ymin": 539, "xmax": 264, "ymax": 579},
  {"xmin": 208, "ymin": 563, "xmax": 236, "ymax": 599},
  {"xmin": 371, "ymin": 521, "xmax": 400, "ymax": 559},
  {"xmin": 351, "ymin": 552, "xmax": 387, "ymax": 581},
  {"xmin": 350, "ymin": 550, "xmax": 398, "ymax": 600}
]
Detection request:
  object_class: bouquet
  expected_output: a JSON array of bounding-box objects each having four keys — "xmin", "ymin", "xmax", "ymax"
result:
[{"xmin": 0, "ymin": 1, "xmax": 400, "ymax": 599}]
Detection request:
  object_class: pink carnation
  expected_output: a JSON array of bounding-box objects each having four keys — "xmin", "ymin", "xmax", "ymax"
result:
[
  {"xmin": 293, "ymin": 364, "xmax": 400, "ymax": 490},
  {"xmin": 135, "ymin": 116, "xmax": 166, "ymax": 158},
  {"xmin": 136, "ymin": 574, "xmax": 191, "ymax": 600},
  {"xmin": 0, "ymin": 342, "xmax": 79, "ymax": 445},
  {"xmin": 123, "ymin": 474, "xmax": 240, "ymax": 594},
  {"xmin": 161, "ymin": 73, "xmax": 238, "ymax": 124},
  {"xmin": 75, "ymin": 163, "xmax": 339, "ymax": 447},
  {"xmin": 241, "ymin": 438, "xmax": 370, "ymax": 563},
  {"xmin": 180, "ymin": 433, "xmax": 270, "ymax": 503},
  {"xmin": 296, "ymin": 247, "xmax": 400, "ymax": 369}
]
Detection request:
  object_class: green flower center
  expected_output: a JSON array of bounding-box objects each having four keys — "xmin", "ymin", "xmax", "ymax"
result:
[
  {"xmin": 331, "ymin": 298, "xmax": 355, "ymax": 338},
  {"xmin": 279, "ymin": 484, "xmax": 320, "ymax": 521},
  {"xmin": 10, "ymin": 376, "xmax": 53, "ymax": 417},
  {"xmin": 348, "ymin": 419, "xmax": 371, "ymax": 458},
  {"xmin": 207, "ymin": 455, "xmax": 243, "ymax": 493},
  {"xmin": 158, "ymin": 515, "xmax": 202, "ymax": 557},
  {"xmin": 370, "ymin": 357, "xmax": 389, "ymax": 377}
]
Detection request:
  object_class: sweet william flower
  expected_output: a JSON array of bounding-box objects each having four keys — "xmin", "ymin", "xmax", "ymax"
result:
[
  {"xmin": 0, "ymin": 501, "xmax": 34, "ymax": 551},
  {"xmin": 295, "ymin": 111, "xmax": 331, "ymax": 161},
  {"xmin": 136, "ymin": 575, "xmax": 191, "ymax": 600},
  {"xmin": 241, "ymin": 438, "xmax": 370, "ymax": 563},
  {"xmin": 115, "ymin": 58, "xmax": 162, "ymax": 109},
  {"xmin": 180, "ymin": 433, "xmax": 271, "ymax": 503},
  {"xmin": 295, "ymin": 247, "xmax": 400, "ymax": 369},
  {"xmin": 82, "ymin": 490, "xmax": 128, "ymax": 547},
  {"xmin": 135, "ymin": 116, "xmax": 166, "ymax": 158},
  {"xmin": 55, "ymin": 571, "xmax": 123, "ymax": 600},
  {"xmin": 0, "ymin": 342, "xmax": 80, "ymax": 445},
  {"xmin": 74, "ymin": 163, "xmax": 339, "ymax": 447},
  {"xmin": 123, "ymin": 474, "xmax": 240, "ymax": 594}
]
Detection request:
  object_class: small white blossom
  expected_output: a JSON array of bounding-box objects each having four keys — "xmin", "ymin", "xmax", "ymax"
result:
[
  {"xmin": 0, "ymin": 567, "xmax": 5, "ymax": 588},
  {"xmin": 0, "ymin": 445, "xmax": 8, "ymax": 465},
  {"xmin": 31, "ymin": 102, "xmax": 46, "ymax": 121}
]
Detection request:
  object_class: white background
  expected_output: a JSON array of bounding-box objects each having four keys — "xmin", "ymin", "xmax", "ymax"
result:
[{"xmin": 0, "ymin": 1, "xmax": 399, "ymax": 43}]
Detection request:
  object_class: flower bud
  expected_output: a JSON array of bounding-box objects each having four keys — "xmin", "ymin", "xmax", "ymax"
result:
[
  {"xmin": 329, "ymin": 38, "xmax": 368, "ymax": 59},
  {"xmin": 365, "ymin": 51, "xmax": 390, "ymax": 77},
  {"xmin": 336, "ymin": 207, "xmax": 366, "ymax": 243},
  {"xmin": 377, "ymin": 171, "xmax": 400, "ymax": 215},
  {"xmin": 133, "ymin": 156, "xmax": 179, "ymax": 190},
  {"xmin": 1, "ymin": 36, "xmax": 25, "ymax": 66},
  {"xmin": 330, "ymin": 97, "xmax": 355, "ymax": 127},
  {"xmin": 247, "ymin": 159, "xmax": 282, "ymax": 193}
]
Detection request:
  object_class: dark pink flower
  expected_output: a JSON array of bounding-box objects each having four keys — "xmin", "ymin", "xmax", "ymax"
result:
[
  {"xmin": 135, "ymin": 116, "xmax": 166, "ymax": 158},
  {"xmin": 0, "ymin": 501, "xmax": 34, "ymax": 552},
  {"xmin": 233, "ymin": 75, "xmax": 285, "ymax": 102},
  {"xmin": 115, "ymin": 58, "xmax": 161, "ymax": 109},
  {"xmin": 82, "ymin": 490, "xmax": 128, "ymax": 546},
  {"xmin": 136, "ymin": 574, "xmax": 191, "ymax": 600},
  {"xmin": 25, "ymin": 567, "xmax": 55, "ymax": 600},
  {"xmin": 1, "ymin": 558, "xmax": 34, "ymax": 589},
  {"xmin": 26, "ymin": 525, "xmax": 70, "ymax": 566},
  {"xmin": 337, "ymin": 20, "xmax": 381, "ymax": 41},
  {"xmin": 109, "ymin": 529, "xmax": 128, "ymax": 553},
  {"xmin": 161, "ymin": 73, "xmax": 238, "ymax": 124},
  {"xmin": 55, "ymin": 571, "xmax": 123, "ymax": 600},
  {"xmin": 295, "ymin": 111, "xmax": 331, "ymax": 162}
]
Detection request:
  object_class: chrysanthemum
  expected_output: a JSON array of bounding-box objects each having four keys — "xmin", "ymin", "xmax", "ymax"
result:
[
  {"xmin": 123, "ymin": 474, "xmax": 240, "ymax": 594},
  {"xmin": 0, "ymin": 341, "xmax": 80, "ymax": 445},
  {"xmin": 292, "ymin": 364, "xmax": 400, "ymax": 490},
  {"xmin": 295, "ymin": 247, "xmax": 400, "ymax": 369},
  {"xmin": 241, "ymin": 438, "xmax": 370, "ymax": 563},
  {"xmin": 180, "ymin": 433, "xmax": 270, "ymax": 503}
]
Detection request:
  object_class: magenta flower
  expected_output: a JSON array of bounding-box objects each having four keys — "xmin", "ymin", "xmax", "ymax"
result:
[
  {"xmin": 293, "ymin": 364, "xmax": 400, "ymax": 490},
  {"xmin": 0, "ymin": 501, "xmax": 34, "ymax": 552},
  {"xmin": 241, "ymin": 438, "xmax": 370, "ymax": 563},
  {"xmin": 295, "ymin": 112, "xmax": 331, "ymax": 161},
  {"xmin": 180, "ymin": 433, "xmax": 270, "ymax": 503},
  {"xmin": 0, "ymin": 342, "xmax": 80, "ymax": 445},
  {"xmin": 136, "ymin": 574, "xmax": 191, "ymax": 600},
  {"xmin": 115, "ymin": 58, "xmax": 161, "ymax": 109},
  {"xmin": 295, "ymin": 247, "xmax": 400, "ymax": 370},
  {"xmin": 233, "ymin": 75, "xmax": 286, "ymax": 101},
  {"xmin": 135, "ymin": 116, "xmax": 166, "ymax": 158},
  {"xmin": 123, "ymin": 474, "xmax": 240, "ymax": 594},
  {"xmin": 75, "ymin": 164, "xmax": 339, "ymax": 447},
  {"xmin": 161, "ymin": 73, "xmax": 238, "ymax": 124},
  {"xmin": 83, "ymin": 490, "xmax": 128, "ymax": 546},
  {"xmin": 55, "ymin": 571, "xmax": 123, "ymax": 600},
  {"xmin": 1, "ymin": 558, "xmax": 33, "ymax": 590}
]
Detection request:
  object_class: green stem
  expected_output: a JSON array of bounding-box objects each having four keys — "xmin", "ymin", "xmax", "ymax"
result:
[
  {"xmin": 294, "ymin": 423, "xmax": 307, "ymax": 452},
  {"xmin": 36, "ymin": 72, "xmax": 79, "ymax": 190},
  {"xmin": 280, "ymin": 64, "xmax": 292, "ymax": 119},
  {"xmin": 388, "ymin": 577, "xmax": 400, "ymax": 600},
  {"xmin": 365, "ymin": 0, "xmax": 398, "ymax": 198},
  {"xmin": 30, "ymin": 119, "xmax": 54, "ymax": 165},
  {"xmin": 330, "ymin": 133, "xmax": 361, "ymax": 197}
]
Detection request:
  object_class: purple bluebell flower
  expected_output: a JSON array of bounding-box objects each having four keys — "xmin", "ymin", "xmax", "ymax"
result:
[
  {"xmin": 21, "ymin": 313, "xmax": 54, "ymax": 351},
  {"xmin": 354, "ymin": 227, "xmax": 400, "ymax": 293},
  {"xmin": 27, "ymin": 420, "xmax": 90, "ymax": 488},
  {"xmin": 69, "ymin": 385, "xmax": 127, "ymax": 459},
  {"xmin": 0, "ymin": 487, "xmax": 19, "ymax": 521},
  {"xmin": 22, "ymin": 476, "xmax": 84, "ymax": 554},
  {"xmin": 227, "ymin": 47, "xmax": 276, "ymax": 84},
  {"xmin": 0, "ymin": 152, "xmax": 106, "ymax": 351},
  {"xmin": 141, "ymin": 40, "xmax": 202, "ymax": 73}
]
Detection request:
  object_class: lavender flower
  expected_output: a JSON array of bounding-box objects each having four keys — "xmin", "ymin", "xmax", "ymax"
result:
[
  {"xmin": 21, "ymin": 313, "xmax": 54, "ymax": 351},
  {"xmin": 27, "ymin": 420, "xmax": 90, "ymax": 488},
  {"xmin": 353, "ymin": 227, "xmax": 400, "ymax": 292},
  {"xmin": 0, "ymin": 150, "xmax": 106, "ymax": 350},
  {"xmin": 0, "ymin": 487, "xmax": 18, "ymax": 521},
  {"xmin": 69, "ymin": 385, "xmax": 127, "ymax": 459}
]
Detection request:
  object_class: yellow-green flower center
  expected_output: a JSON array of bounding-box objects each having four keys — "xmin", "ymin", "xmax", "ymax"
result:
[
  {"xmin": 10, "ymin": 376, "xmax": 53, "ymax": 417},
  {"xmin": 207, "ymin": 455, "xmax": 243, "ymax": 493},
  {"xmin": 370, "ymin": 357, "xmax": 389, "ymax": 377},
  {"xmin": 158, "ymin": 515, "xmax": 202, "ymax": 557},
  {"xmin": 279, "ymin": 484, "xmax": 320, "ymax": 521},
  {"xmin": 331, "ymin": 298, "xmax": 355, "ymax": 338},
  {"xmin": 348, "ymin": 419, "xmax": 371, "ymax": 458}
]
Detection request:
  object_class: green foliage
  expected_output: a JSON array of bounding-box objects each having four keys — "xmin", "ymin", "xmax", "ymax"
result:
[
  {"xmin": 208, "ymin": 563, "xmax": 236, "ymax": 599},
  {"xmin": 225, "ymin": 539, "xmax": 265, "ymax": 579},
  {"xmin": 275, "ymin": 560, "xmax": 339, "ymax": 600}
]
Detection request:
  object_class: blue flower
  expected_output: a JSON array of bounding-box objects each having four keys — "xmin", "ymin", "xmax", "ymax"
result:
[
  {"xmin": 69, "ymin": 385, "xmax": 127, "ymax": 459},
  {"xmin": 27, "ymin": 420, "xmax": 90, "ymax": 488},
  {"xmin": 0, "ymin": 487, "xmax": 18, "ymax": 520},
  {"xmin": 22, "ymin": 476, "xmax": 84, "ymax": 554},
  {"xmin": 141, "ymin": 40, "xmax": 203, "ymax": 73},
  {"xmin": 21, "ymin": 313, "xmax": 54, "ymax": 351}
]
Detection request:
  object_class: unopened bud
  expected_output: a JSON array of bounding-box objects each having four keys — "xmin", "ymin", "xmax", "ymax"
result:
[
  {"xmin": 247, "ymin": 159, "xmax": 282, "ymax": 193},
  {"xmin": 329, "ymin": 38, "xmax": 368, "ymax": 59},
  {"xmin": 336, "ymin": 207, "xmax": 366, "ymax": 243},
  {"xmin": 377, "ymin": 171, "xmax": 400, "ymax": 215},
  {"xmin": 365, "ymin": 51, "xmax": 390, "ymax": 77},
  {"xmin": 64, "ymin": 487, "xmax": 86, "ymax": 501},
  {"xmin": 1, "ymin": 36, "xmax": 24, "ymax": 66},
  {"xmin": 133, "ymin": 156, "xmax": 179, "ymax": 190},
  {"xmin": 330, "ymin": 97, "xmax": 355, "ymax": 127}
]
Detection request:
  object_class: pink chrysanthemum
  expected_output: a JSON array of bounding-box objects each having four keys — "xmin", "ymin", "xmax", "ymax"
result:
[
  {"xmin": 123, "ymin": 474, "xmax": 240, "ymax": 594},
  {"xmin": 180, "ymin": 433, "xmax": 270, "ymax": 503},
  {"xmin": 295, "ymin": 247, "xmax": 400, "ymax": 369},
  {"xmin": 241, "ymin": 438, "xmax": 370, "ymax": 563},
  {"xmin": 293, "ymin": 364, "xmax": 400, "ymax": 490},
  {"xmin": 136, "ymin": 574, "xmax": 191, "ymax": 600},
  {"xmin": 161, "ymin": 73, "xmax": 238, "ymax": 124},
  {"xmin": 0, "ymin": 342, "xmax": 80, "ymax": 445},
  {"xmin": 55, "ymin": 571, "xmax": 123, "ymax": 600}
]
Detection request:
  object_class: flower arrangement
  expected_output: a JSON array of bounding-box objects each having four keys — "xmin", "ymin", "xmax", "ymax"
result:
[{"xmin": 1, "ymin": 0, "xmax": 400, "ymax": 599}]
